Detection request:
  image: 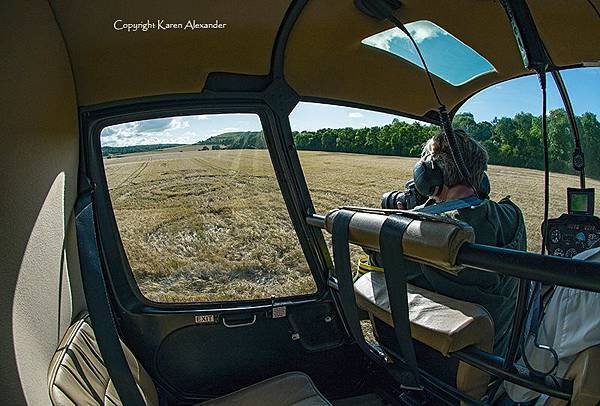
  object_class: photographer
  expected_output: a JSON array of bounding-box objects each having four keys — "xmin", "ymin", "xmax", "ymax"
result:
[{"xmin": 375, "ymin": 129, "xmax": 527, "ymax": 356}]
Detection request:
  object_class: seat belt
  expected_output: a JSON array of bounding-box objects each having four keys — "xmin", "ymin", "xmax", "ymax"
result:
[
  {"xmin": 414, "ymin": 196, "xmax": 482, "ymax": 215},
  {"xmin": 331, "ymin": 209, "xmax": 421, "ymax": 390},
  {"xmin": 75, "ymin": 182, "xmax": 146, "ymax": 406},
  {"xmin": 377, "ymin": 198, "xmax": 482, "ymax": 388},
  {"xmin": 379, "ymin": 214, "xmax": 421, "ymax": 389},
  {"xmin": 331, "ymin": 211, "xmax": 385, "ymax": 360}
]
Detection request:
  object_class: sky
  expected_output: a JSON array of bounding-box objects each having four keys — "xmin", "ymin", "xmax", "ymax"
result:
[{"xmin": 463, "ymin": 68, "xmax": 600, "ymax": 122}]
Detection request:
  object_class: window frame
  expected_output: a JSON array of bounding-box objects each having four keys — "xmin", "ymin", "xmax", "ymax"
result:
[{"xmin": 82, "ymin": 96, "xmax": 331, "ymax": 311}]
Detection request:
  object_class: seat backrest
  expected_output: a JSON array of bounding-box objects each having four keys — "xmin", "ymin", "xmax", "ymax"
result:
[
  {"xmin": 355, "ymin": 272, "xmax": 494, "ymax": 399},
  {"xmin": 47, "ymin": 313, "xmax": 158, "ymax": 406},
  {"xmin": 355, "ymin": 272, "xmax": 494, "ymax": 355}
]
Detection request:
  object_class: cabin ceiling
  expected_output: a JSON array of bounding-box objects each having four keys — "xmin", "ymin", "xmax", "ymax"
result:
[
  {"xmin": 49, "ymin": 0, "xmax": 600, "ymax": 117},
  {"xmin": 49, "ymin": 0, "xmax": 288, "ymax": 106}
]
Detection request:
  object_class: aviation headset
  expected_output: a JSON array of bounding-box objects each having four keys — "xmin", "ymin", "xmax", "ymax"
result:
[{"xmin": 412, "ymin": 154, "xmax": 491, "ymax": 199}]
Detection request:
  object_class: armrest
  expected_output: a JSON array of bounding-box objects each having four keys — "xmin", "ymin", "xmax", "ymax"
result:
[{"xmin": 325, "ymin": 209, "xmax": 474, "ymax": 272}]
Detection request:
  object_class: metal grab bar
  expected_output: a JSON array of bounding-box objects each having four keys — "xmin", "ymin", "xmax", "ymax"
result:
[{"xmin": 222, "ymin": 314, "xmax": 257, "ymax": 328}]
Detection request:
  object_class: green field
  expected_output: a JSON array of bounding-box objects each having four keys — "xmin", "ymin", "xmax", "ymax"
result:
[{"xmin": 104, "ymin": 148, "xmax": 600, "ymax": 303}]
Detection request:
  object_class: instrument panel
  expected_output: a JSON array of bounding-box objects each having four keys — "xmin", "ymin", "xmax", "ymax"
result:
[{"xmin": 543, "ymin": 214, "xmax": 600, "ymax": 258}]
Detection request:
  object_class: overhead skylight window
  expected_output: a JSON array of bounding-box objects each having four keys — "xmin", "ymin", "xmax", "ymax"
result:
[{"xmin": 362, "ymin": 21, "xmax": 496, "ymax": 86}]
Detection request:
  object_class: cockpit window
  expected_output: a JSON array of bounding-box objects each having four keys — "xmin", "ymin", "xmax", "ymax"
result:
[
  {"xmin": 100, "ymin": 113, "xmax": 318, "ymax": 303},
  {"xmin": 361, "ymin": 20, "xmax": 496, "ymax": 86}
]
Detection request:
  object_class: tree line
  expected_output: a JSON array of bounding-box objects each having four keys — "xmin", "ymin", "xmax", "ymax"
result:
[
  {"xmin": 292, "ymin": 109, "xmax": 600, "ymax": 179},
  {"xmin": 102, "ymin": 143, "xmax": 183, "ymax": 157}
]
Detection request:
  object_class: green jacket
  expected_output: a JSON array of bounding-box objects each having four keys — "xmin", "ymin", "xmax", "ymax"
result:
[{"xmin": 405, "ymin": 197, "xmax": 527, "ymax": 355}]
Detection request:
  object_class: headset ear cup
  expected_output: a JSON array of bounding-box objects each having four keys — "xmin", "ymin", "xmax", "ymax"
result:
[
  {"xmin": 479, "ymin": 172, "xmax": 491, "ymax": 198},
  {"xmin": 429, "ymin": 161, "xmax": 445, "ymax": 196},
  {"xmin": 413, "ymin": 160, "xmax": 444, "ymax": 196}
]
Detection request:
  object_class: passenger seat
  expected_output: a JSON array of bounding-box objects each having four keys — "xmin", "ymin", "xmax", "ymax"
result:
[
  {"xmin": 354, "ymin": 271, "xmax": 495, "ymax": 399},
  {"xmin": 48, "ymin": 313, "xmax": 331, "ymax": 405}
]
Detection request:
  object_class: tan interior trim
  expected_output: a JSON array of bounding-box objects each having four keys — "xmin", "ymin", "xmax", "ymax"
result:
[
  {"xmin": 49, "ymin": 0, "xmax": 289, "ymax": 106},
  {"xmin": 325, "ymin": 209, "xmax": 475, "ymax": 271}
]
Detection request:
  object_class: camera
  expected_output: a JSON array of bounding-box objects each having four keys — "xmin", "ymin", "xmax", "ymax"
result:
[{"xmin": 381, "ymin": 180, "xmax": 428, "ymax": 210}]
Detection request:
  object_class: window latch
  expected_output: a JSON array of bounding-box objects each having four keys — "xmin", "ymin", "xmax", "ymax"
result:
[{"xmin": 269, "ymin": 296, "xmax": 287, "ymax": 319}]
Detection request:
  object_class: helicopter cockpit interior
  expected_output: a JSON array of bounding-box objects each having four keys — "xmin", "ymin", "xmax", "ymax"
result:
[{"xmin": 2, "ymin": 0, "xmax": 599, "ymax": 405}]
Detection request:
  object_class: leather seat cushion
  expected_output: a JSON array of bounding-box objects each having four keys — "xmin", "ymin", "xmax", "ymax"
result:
[
  {"xmin": 546, "ymin": 345, "xmax": 600, "ymax": 406},
  {"xmin": 354, "ymin": 272, "xmax": 494, "ymax": 355},
  {"xmin": 200, "ymin": 372, "xmax": 331, "ymax": 406},
  {"xmin": 47, "ymin": 312, "xmax": 159, "ymax": 406}
]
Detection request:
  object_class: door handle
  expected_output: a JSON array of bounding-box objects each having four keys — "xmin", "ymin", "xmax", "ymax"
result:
[{"xmin": 222, "ymin": 314, "xmax": 257, "ymax": 328}]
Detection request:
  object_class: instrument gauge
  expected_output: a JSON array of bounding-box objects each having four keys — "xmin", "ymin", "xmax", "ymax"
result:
[
  {"xmin": 550, "ymin": 229, "xmax": 562, "ymax": 244},
  {"xmin": 566, "ymin": 248, "xmax": 578, "ymax": 258}
]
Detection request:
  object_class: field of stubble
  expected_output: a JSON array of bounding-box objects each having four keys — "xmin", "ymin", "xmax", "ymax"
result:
[{"xmin": 104, "ymin": 148, "xmax": 600, "ymax": 303}]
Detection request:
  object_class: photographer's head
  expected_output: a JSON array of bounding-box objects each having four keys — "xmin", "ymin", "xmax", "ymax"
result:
[{"xmin": 414, "ymin": 129, "xmax": 488, "ymax": 202}]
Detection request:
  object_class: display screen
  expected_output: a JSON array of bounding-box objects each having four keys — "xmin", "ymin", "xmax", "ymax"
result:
[
  {"xmin": 571, "ymin": 193, "xmax": 589, "ymax": 213},
  {"xmin": 567, "ymin": 188, "xmax": 595, "ymax": 216}
]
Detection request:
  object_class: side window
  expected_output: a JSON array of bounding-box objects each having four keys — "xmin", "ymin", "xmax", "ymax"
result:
[
  {"xmin": 289, "ymin": 102, "xmax": 433, "ymax": 264},
  {"xmin": 456, "ymin": 70, "xmax": 600, "ymax": 252},
  {"xmin": 290, "ymin": 102, "xmax": 434, "ymax": 214},
  {"xmin": 100, "ymin": 113, "xmax": 317, "ymax": 303}
]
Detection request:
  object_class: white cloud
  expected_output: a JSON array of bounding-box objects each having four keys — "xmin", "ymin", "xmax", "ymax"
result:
[
  {"xmin": 348, "ymin": 112, "xmax": 363, "ymax": 118},
  {"xmin": 100, "ymin": 117, "xmax": 195, "ymax": 147},
  {"xmin": 169, "ymin": 117, "xmax": 191, "ymax": 130},
  {"xmin": 136, "ymin": 118, "xmax": 172, "ymax": 132},
  {"xmin": 195, "ymin": 115, "xmax": 209, "ymax": 120},
  {"xmin": 408, "ymin": 21, "xmax": 448, "ymax": 43},
  {"xmin": 362, "ymin": 21, "xmax": 448, "ymax": 53},
  {"xmin": 363, "ymin": 28, "xmax": 398, "ymax": 52},
  {"xmin": 219, "ymin": 127, "xmax": 239, "ymax": 133}
]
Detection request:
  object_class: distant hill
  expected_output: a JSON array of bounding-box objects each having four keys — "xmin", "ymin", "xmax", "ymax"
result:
[
  {"xmin": 197, "ymin": 131, "xmax": 265, "ymax": 149},
  {"xmin": 101, "ymin": 131, "xmax": 266, "ymax": 157},
  {"xmin": 102, "ymin": 143, "xmax": 185, "ymax": 157}
]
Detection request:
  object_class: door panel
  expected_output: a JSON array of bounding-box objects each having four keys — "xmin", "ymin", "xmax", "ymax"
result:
[{"xmin": 119, "ymin": 300, "xmax": 351, "ymax": 399}]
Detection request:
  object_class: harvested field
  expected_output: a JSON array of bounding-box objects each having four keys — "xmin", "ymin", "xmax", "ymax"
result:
[{"xmin": 104, "ymin": 149, "xmax": 600, "ymax": 303}]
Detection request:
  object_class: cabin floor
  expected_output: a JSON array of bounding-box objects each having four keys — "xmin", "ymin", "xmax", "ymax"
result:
[{"xmin": 332, "ymin": 393, "xmax": 389, "ymax": 405}]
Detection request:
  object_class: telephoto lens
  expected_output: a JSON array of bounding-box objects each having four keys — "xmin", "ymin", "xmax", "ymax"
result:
[
  {"xmin": 381, "ymin": 180, "xmax": 428, "ymax": 210},
  {"xmin": 381, "ymin": 190, "xmax": 405, "ymax": 209}
]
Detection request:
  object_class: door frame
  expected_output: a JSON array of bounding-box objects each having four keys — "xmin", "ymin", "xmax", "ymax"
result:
[{"xmin": 80, "ymin": 91, "xmax": 334, "ymax": 312}]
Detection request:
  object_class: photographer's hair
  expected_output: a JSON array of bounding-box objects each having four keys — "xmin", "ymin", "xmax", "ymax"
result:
[{"xmin": 421, "ymin": 129, "xmax": 488, "ymax": 188}]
